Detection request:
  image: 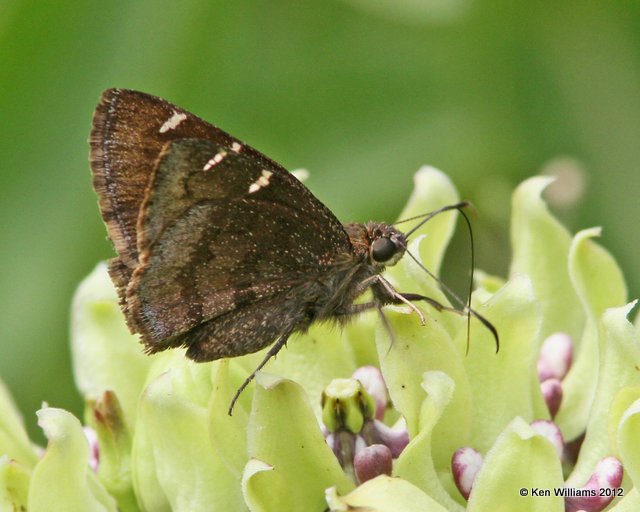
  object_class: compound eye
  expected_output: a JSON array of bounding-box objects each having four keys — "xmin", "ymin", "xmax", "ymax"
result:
[{"xmin": 371, "ymin": 237, "xmax": 397, "ymax": 262}]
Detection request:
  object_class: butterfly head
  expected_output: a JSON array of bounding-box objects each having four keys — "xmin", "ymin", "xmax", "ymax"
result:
[{"xmin": 368, "ymin": 223, "xmax": 407, "ymax": 267}]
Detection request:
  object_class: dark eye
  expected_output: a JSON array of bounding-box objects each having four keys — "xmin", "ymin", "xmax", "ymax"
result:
[{"xmin": 371, "ymin": 237, "xmax": 397, "ymax": 262}]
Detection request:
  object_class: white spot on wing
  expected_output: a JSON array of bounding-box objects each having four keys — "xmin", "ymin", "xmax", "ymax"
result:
[
  {"xmin": 248, "ymin": 170, "xmax": 274, "ymax": 193},
  {"xmin": 231, "ymin": 142, "xmax": 243, "ymax": 153},
  {"xmin": 203, "ymin": 150, "xmax": 228, "ymax": 171},
  {"xmin": 159, "ymin": 111, "xmax": 187, "ymax": 133}
]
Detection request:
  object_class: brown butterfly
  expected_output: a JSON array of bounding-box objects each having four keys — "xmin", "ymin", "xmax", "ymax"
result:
[{"xmin": 90, "ymin": 89, "xmax": 497, "ymax": 413}]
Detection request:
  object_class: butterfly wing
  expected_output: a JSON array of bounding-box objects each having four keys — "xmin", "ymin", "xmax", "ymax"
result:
[
  {"xmin": 90, "ymin": 90, "xmax": 354, "ymax": 359},
  {"xmin": 126, "ymin": 137, "xmax": 352, "ymax": 354},
  {"xmin": 90, "ymin": 88, "xmax": 286, "ymax": 302}
]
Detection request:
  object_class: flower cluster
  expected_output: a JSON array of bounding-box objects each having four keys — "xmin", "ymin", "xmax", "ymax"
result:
[{"xmin": 1, "ymin": 168, "xmax": 639, "ymax": 511}]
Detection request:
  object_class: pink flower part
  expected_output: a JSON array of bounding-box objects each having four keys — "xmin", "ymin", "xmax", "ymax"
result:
[
  {"xmin": 83, "ymin": 426, "xmax": 100, "ymax": 472},
  {"xmin": 352, "ymin": 366, "xmax": 388, "ymax": 420},
  {"xmin": 354, "ymin": 444, "xmax": 393, "ymax": 484},
  {"xmin": 537, "ymin": 332, "xmax": 573, "ymax": 382},
  {"xmin": 565, "ymin": 457, "xmax": 623, "ymax": 512},
  {"xmin": 540, "ymin": 378, "xmax": 563, "ymax": 417},
  {"xmin": 452, "ymin": 447, "xmax": 483, "ymax": 500},
  {"xmin": 372, "ymin": 419, "xmax": 409, "ymax": 458},
  {"xmin": 325, "ymin": 433, "xmax": 335, "ymax": 451},
  {"xmin": 530, "ymin": 420, "xmax": 564, "ymax": 458}
]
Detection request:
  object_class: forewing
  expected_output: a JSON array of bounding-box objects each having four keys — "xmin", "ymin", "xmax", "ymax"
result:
[
  {"xmin": 125, "ymin": 138, "xmax": 352, "ymax": 349},
  {"xmin": 89, "ymin": 88, "xmax": 285, "ymax": 300}
]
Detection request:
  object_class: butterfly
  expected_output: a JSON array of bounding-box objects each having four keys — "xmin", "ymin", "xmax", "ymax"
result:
[{"xmin": 90, "ymin": 89, "xmax": 497, "ymax": 413}]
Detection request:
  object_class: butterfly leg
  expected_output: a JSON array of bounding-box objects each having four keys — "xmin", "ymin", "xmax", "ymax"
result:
[
  {"xmin": 372, "ymin": 277, "xmax": 496, "ymax": 342},
  {"xmin": 370, "ymin": 277, "xmax": 500, "ymax": 352},
  {"xmin": 331, "ymin": 274, "xmax": 426, "ymax": 325},
  {"xmin": 395, "ymin": 292, "xmax": 499, "ymax": 352},
  {"xmin": 336, "ymin": 279, "xmax": 498, "ymax": 353},
  {"xmin": 372, "ymin": 275, "xmax": 426, "ymax": 325},
  {"xmin": 228, "ymin": 329, "xmax": 293, "ymax": 416}
]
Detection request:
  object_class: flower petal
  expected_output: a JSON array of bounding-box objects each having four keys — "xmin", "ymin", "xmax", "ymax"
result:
[
  {"xmin": 394, "ymin": 372, "xmax": 465, "ymax": 511},
  {"xmin": 0, "ymin": 378, "xmax": 38, "ymax": 468},
  {"xmin": 344, "ymin": 168, "xmax": 459, "ymax": 371},
  {"xmin": 209, "ymin": 360, "xmax": 249, "ymax": 477},
  {"xmin": 568, "ymin": 228, "xmax": 627, "ymax": 319},
  {"xmin": 617, "ymin": 398, "xmax": 640, "ymax": 487},
  {"xmin": 608, "ymin": 386, "xmax": 640, "ymax": 457},
  {"xmin": 242, "ymin": 458, "xmax": 274, "ymax": 511},
  {"xmin": 129, "ymin": 422, "xmax": 168, "ymax": 511},
  {"xmin": 344, "ymin": 311, "xmax": 379, "ymax": 369},
  {"xmin": 557, "ymin": 228, "xmax": 628, "ymax": 440},
  {"xmin": 129, "ymin": 350, "xmax": 205, "ymax": 511},
  {"xmin": 91, "ymin": 391, "xmax": 137, "ymax": 511},
  {"xmin": 387, "ymin": 166, "xmax": 460, "ymax": 298},
  {"xmin": 608, "ymin": 488, "xmax": 640, "ymax": 511},
  {"xmin": 71, "ymin": 263, "xmax": 157, "ymax": 424},
  {"xmin": 462, "ymin": 273, "xmax": 545, "ymax": 450},
  {"xmin": 510, "ymin": 176, "xmax": 582, "ymax": 340},
  {"xmin": 567, "ymin": 301, "xmax": 640, "ymax": 487},
  {"xmin": 530, "ymin": 420, "xmax": 564, "ymax": 459},
  {"xmin": 137, "ymin": 362, "xmax": 242, "ymax": 511},
  {"xmin": 468, "ymin": 417, "xmax": 564, "ymax": 512},
  {"xmin": 29, "ymin": 407, "xmax": 117, "ymax": 512},
  {"xmin": 242, "ymin": 322, "xmax": 358, "ymax": 420},
  {"xmin": 325, "ymin": 475, "xmax": 449, "ymax": 512},
  {"xmin": 0, "ymin": 455, "xmax": 30, "ymax": 511},
  {"xmin": 244, "ymin": 373, "xmax": 354, "ymax": 511},
  {"xmin": 376, "ymin": 305, "xmax": 470, "ymax": 456}
]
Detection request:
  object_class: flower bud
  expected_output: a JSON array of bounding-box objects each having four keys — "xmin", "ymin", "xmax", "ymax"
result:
[
  {"xmin": 322, "ymin": 378, "xmax": 376, "ymax": 434},
  {"xmin": 451, "ymin": 447, "xmax": 483, "ymax": 499},
  {"xmin": 354, "ymin": 444, "xmax": 393, "ymax": 484},
  {"xmin": 540, "ymin": 378, "xmax": 563, "ymax": 417},
  {"xmin": 352, "ymin": 366, "xmax": 388, "ymax": 420},
  {"xmin": 537, "ymin": 332, "xmax": 573, "ymax": 382},
  {"xmin": 564, "ymin": 457, "xmax": 623, "ymax": 512}
]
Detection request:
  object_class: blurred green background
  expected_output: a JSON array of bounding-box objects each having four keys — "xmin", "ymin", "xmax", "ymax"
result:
[{"xmin": 2, "ymin": 0, "xmax": 639, "ymax": 440}]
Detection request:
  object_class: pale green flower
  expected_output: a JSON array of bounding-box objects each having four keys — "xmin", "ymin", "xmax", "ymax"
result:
[{"xmin": 1, "ymin": 168, "xmax": 639, "ymax": 511}]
